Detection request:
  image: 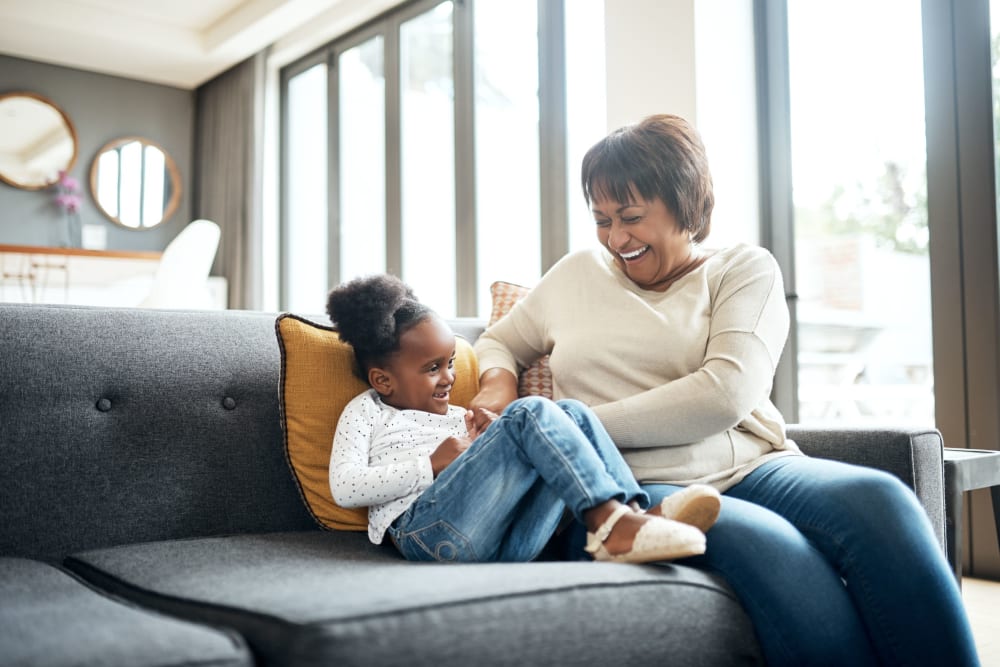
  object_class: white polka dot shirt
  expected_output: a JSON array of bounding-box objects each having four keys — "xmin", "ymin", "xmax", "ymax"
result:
[{"xmin": 330, "ymin": 389, "xmax": 468, "ymax": 544}]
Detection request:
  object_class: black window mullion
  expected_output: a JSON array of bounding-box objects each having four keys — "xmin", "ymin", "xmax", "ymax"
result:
[
  {"xmin": 327, "ymin": 49, "xmax": 341, "ymax": 289},
  {"xmin": 754, "ymin": 0, "xmax": 798, "ymax": 422},
  {"xmin": 454, "ymin": 0, "xmax": 477, "ymax": 316},
  {"xmin": 538, "ymin": 0, "xmax": 568, "ymax": 272},
  {"xmin": 385, "ymin": 17, "xmax": 403, "ymax": 278}
]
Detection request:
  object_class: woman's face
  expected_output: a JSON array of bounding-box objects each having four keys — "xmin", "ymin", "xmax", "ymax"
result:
[{"xmin": 591, "ymin": 193, "xmax": 692, "ymax": 291}]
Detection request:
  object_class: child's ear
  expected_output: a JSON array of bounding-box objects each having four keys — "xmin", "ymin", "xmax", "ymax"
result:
[{"xmin": 369, "ymin": 367, "xmax": 392, "ymax": 396}]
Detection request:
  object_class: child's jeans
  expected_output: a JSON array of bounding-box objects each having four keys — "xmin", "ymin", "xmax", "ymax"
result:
[{"xmin": 385, "ymin": 396, "xmax": 647, "ymax": 562}]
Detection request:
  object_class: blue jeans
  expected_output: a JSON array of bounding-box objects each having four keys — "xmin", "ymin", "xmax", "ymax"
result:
[
  {"xmin": 629, "ymin": 456, "xmax": 977, "ymax": 667},
  {"xmin": 386, "ymin": 397, "xmax": 648, "ymax": 562}
]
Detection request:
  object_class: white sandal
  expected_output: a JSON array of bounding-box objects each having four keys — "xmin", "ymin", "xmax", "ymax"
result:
[
  {"xmin": 584, "ymin": 505, "xmax": 706, "ymax": 564},
  {"xmin": 652, "ymin": 484, "xmax": 722, "ymax": 533}
]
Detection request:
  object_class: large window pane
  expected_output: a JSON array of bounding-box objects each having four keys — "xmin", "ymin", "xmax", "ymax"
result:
[
  {"xmin": 400, "ymin": 2, "xmax": 456, "ymax": 316},
  {"xmin": 339, "ymin": 37, "xmax": 386, "ymax": 282},
  {"xmin": 474, "ymin": 0, "xmax": 540, "ymax": 316},
  {"xmin": 286, "ymin": 63, "xmax": 328, "ymax": 313},
  {"xmin": 788, "ymin": 1, "xmax": 932, "ymax": 425},
  {"xmin": 565, "ymin": 0, "xmax": 606, "ymax": 255}
]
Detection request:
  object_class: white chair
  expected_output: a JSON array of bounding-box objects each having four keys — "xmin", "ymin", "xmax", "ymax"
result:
[{"xmin": 139, "ymin": 219, "xmax": 221, "ymax": 309}]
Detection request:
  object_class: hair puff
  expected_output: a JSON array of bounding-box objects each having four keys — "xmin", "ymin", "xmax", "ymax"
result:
[{"xmin": 326, "ymin": 274, "xmax": 432, "ymax": 374}]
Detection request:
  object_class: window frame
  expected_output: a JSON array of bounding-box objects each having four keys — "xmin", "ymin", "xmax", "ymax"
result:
[
  {"xmin": 756, "ymin": 0, "xmax": 1000, "ymax": 577},
  {"xmin": 279, "ymin": 0, "xmax": 569, "ymax": 317}
]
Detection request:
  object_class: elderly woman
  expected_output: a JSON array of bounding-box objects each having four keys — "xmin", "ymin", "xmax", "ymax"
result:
[{"xmin": 470, "ymin": 114, "xmax": 979, "ymax": 666}]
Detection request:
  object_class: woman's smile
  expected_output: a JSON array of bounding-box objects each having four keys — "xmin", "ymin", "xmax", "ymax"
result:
[{"xmin": 618, "ymin": 245, "xmax": 650, "ymax": 262}]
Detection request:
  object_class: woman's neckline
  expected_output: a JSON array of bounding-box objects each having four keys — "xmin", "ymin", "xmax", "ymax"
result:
[{"xmin": 604, "ymin": 245, "xmax": 722, "ymax": 296}]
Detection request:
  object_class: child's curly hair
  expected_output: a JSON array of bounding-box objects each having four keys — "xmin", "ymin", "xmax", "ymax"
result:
[{"xmin": 326, "ymin": 274, "xmax": 433, "ymax": 377}]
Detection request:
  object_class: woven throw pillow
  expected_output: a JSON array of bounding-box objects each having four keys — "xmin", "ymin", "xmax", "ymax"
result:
[
  {"xmin": 275, "ymin": 313, "xmax": 480, "ymax": 531},
  {"xmin": 488, "ymin": 281, "xmax": 554, "ymax": 399}
]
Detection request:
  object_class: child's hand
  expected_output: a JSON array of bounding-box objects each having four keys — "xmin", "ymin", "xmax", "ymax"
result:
[
  {"xmin": 430, "ymin": 436, "xmax": 472, "ymax": 477},
  {"xmin": 465, "ymin": 407, "xmax": 498, "ymax": 439}
]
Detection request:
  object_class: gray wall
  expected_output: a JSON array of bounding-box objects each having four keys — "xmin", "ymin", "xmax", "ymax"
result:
[{"xmin": 0, "ymin": 54, "xmax": 194, "ymax": 251}]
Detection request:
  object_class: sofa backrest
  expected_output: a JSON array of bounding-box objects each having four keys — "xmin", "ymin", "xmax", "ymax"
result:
[{"xmin": 0, "ymin": 304, "xmax": 324, "ymax": 561}]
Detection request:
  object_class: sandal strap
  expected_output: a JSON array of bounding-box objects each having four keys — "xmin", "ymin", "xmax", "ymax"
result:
[{"xmin": 583, "ymin": 505, "xmax": 631, "ymax": 554}]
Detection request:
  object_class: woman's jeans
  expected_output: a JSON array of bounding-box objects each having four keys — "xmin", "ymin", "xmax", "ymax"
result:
[
  {"xmin": 638, "ymin": 456, "xmax": 978, "ymax": 667},
  {"xmin": 386, "ymin": 397, "xmax": 648, "ymax": 562}
]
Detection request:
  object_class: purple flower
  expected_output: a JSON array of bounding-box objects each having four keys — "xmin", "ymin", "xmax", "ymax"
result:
[
  {"xmin": 52, "ymin": 170, "xmax": 83, "ymax": 212},
  {"xmin": 59, "ymin": 173, "xmax": 80, "ymax": 192},
  {"xmin": 55, "ymin": 193, "xmax": 82, "ymax": 213}
]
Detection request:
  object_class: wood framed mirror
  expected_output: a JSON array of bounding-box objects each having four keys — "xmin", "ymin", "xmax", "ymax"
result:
[
  {"xmin": 0, "ymin": 91, "xmax": 79, "ymax": 190},
  {"xmin": 90, "ymin": 136, "xmax": 182, "ymax": 230}
]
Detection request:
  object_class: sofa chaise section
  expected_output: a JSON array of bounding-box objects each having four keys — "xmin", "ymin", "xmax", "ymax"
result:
[
  {"xmin": 0, "ymin": 557, "xmax": 251, "ymax": 667},
  {"xmin": 64, "ymin": 531, "xmax": 763, "ymax": 667}
]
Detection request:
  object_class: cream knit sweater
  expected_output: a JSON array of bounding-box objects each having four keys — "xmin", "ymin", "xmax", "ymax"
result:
[{"xmin": 474, "ymin": 244, "xmax": 802, "ymax": 490}]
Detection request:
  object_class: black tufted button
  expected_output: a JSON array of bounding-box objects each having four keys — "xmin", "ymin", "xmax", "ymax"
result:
[
  {"xmin": 96, "ymin": 398, "xmax": 112, "ymax": 412},
  {"xmin": 222, "ymin": 397, "xmax": 237, "ymax": 410}
]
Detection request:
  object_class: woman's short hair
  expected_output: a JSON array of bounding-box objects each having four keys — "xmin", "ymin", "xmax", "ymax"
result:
[{"xmin": 581, "ymin": 114, "xmax": 714, "ymax": 243}]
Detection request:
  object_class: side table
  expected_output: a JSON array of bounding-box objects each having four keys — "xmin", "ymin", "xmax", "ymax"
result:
[{"xmin": 943, "ymin": 448, "xmax": 1000, "ymax": 585}]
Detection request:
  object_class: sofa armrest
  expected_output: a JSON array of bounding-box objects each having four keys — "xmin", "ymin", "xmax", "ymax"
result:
[{"xmin": 786, "ymin": 425, "xmax": 946, "ymax": 551}]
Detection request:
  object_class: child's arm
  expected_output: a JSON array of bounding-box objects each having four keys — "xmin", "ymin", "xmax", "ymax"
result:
[
  {"xmin": 424, "ymin": 407, "xmax": 499, "ymax": 475},
  {"xmin": 329, "ymin": 396, "xmax": 435, "ymax": 508},
  {"xmin": 429, "ymin": 435, "xmax": 471, "ymax": 476}
]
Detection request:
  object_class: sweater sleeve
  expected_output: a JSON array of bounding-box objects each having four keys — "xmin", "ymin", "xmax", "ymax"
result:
[
  {"xmin": 592, "ymin": 249, "xmax": 790, "ymax": 448},
  {"xmin": 329, "ymin": 395, "xmax": 435, "ymax": 508},
  {"xmin": 474, "ymin": 278, "xmax": 553, "ymax": 378}
]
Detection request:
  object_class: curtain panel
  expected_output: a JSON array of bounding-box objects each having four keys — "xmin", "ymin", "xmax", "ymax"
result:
[{"xmin": 194, "ymin": 51, "xmax": 266, "ymax": 310}]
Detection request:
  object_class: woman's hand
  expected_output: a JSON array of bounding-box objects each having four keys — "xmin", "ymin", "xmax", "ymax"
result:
[
  {"xmin": 469, "ymin": 368, "xmax": 518, "ymax": 430},
  {"xmin": 429, "ymin": 436, "xmax": 471, "ymax": 477},
  {"xmin": 465, "ymin": 407, "xmax": 499, "ymax": 440}
]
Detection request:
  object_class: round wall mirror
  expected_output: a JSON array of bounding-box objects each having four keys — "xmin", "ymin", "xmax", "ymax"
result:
[
  {"xmin": 0, "ymin": 91, "xmax": 79, "ymax": 190},
  {"xmin": 90, "ymin": 136, "xmax": 182, "ymax": 229}
]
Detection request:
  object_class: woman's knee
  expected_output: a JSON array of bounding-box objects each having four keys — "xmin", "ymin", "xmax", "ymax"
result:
[{"xmin": 820, "ymin": 466, "xmax": 922, "ymax": 519}]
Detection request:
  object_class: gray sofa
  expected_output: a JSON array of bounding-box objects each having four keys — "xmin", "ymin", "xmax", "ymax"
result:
[{"xmin": 0, "ymin": 303, "xmax": 947, "ymax": 666}]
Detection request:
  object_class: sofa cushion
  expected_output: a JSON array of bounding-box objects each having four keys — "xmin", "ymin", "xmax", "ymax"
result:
[
  {"xmin": 65, "ymin": 531, "xmax": 762, "ymax": 667},
  {"xmin": 487, "ymin": 281, "xmax": 554, "ymax": 398},
  {"xmin": 0, "ymin": 557, "xmax": 251, "ymax": 667},
  {"xmin": 0, "ymin": 305, "xmax": 317, "ymax": 562},
  {"xmin": 276, "ymin": 314, "xmax": 480, "ymax": 532}
]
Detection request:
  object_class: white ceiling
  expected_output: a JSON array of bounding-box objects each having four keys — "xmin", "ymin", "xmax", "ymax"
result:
[{"xmin": 0, "ymin": 0, "xmax": 400, "ymax": 89}]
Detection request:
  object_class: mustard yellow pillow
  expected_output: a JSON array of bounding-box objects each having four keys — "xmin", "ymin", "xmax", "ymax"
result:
[{"xmin": 275, "ymin": 313, "xmax": 480, "ymax": 531}]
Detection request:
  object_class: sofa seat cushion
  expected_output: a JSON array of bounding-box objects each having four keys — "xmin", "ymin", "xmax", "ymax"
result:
[
  {"xmin": 65, "ymin": 531, "xmax": 762, "ymax": 667},
  {"xmin": 0, "ymin": 557, "xmax": 251, "ymax": 667}
]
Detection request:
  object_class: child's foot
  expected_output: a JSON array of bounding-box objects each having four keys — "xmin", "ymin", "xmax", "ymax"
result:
[
  {"xmin": 646, "ymin": 484, "xmax": 721, "ymax": 533},
  {"xmin": 584, "ymin": 505, "xmax": 705, "ymax": 564}
]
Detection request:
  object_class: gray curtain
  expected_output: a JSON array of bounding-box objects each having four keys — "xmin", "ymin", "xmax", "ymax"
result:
[{"xmin": 194, "ymin": 51, "xmax": 266, "ymax": 310}]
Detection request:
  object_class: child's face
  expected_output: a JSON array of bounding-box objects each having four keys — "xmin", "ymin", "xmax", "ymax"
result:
[{"xmin": 375, "ymin": 315, "xmax": 457, "ymax": 415}]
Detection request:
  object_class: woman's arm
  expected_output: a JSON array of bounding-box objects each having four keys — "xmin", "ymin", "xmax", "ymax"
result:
[
  {"xmin": 468, "ymin": 368, "xmax": 518, "ymax": 417},
  {"xmin": 593, "ymin": 250, "xmax": 789, "ymax": 448},
  {"xmin": 471, "ymin": 277, "xmax": 555, "ymax": 416}
]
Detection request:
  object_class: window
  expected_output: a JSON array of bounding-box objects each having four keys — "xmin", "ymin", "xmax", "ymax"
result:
[
  {"xmin": 786, "ymin": 0, "xmax": 932, "ymax": 426},
  {"xmin": 474, "ymin": 0, "xmax": 540, "ymax": 315},
  {"xmin": 281, "ymin": 0, "xmax": 605, "ymax": 317},
  {"xmin": 338, "ymin": 36, "xmax": 386, "ymax": 283},
  {"xmin": 400, "ymin": 2, "xmax": 456, "ymax": 314},
  {"xmin": 283, "ymin": 61, "xmax": 328, "ymax": 314},
  {"xmin": 565, "ymin": 0, "xmax": 607, "ymax": 254}
]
